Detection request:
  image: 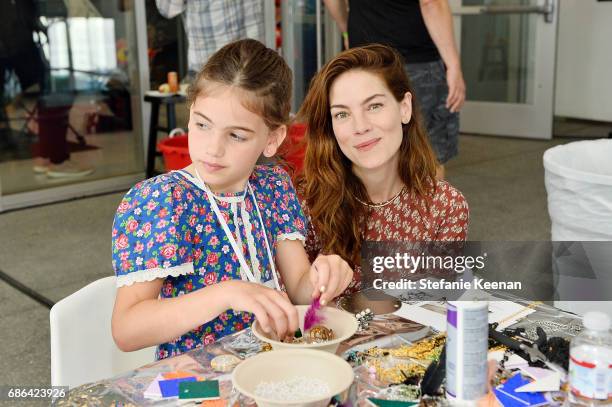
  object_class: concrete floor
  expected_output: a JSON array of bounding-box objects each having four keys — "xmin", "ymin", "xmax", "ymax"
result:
[{"xmin": 0, "ymin": 133, "xmax": 587, "ymax": 386}]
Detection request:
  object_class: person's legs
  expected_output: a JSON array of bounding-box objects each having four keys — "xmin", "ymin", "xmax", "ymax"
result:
[
  {"xmin": 405, "ymin": 60, "xmax": 459, "ymax": 180},
  {"xmin": 36, "ymin": 102, "xmax": 71, "ymax": 164}
]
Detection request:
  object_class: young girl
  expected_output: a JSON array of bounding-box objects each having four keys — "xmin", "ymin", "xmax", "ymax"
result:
[{"xmin": 111, "ymin": 39, "xmax": 353, "ymax": 359}]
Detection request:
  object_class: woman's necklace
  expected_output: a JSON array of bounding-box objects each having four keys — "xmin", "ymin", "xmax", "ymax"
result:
[{"xmin": 354, "ymin": 186, "xmax": 406, "ymax": 208}]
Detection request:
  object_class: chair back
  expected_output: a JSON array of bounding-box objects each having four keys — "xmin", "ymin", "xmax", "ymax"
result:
[{"xmin": 50, "ymin": 276, "xmax": 155, "ymax": 388}]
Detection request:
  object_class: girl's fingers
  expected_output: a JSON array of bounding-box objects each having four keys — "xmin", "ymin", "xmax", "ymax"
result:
[
  {"xmin": 268, "ymin": 291, "xmax": 299, "ymax": 334},
  {"xmin": 256, "ymin": 295, "xmax": 289, "ymax": 339},
  {"xmin": 250, "ymin": 301, "xmax": 272, "ymax": 334}
]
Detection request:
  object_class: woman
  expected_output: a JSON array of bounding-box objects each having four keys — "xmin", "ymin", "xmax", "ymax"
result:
[{"xmin": 297, "ymin": 44, "xmax": 469, "ymax": 293}]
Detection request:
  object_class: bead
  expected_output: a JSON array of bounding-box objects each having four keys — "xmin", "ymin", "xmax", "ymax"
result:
[{"xmin": 308, "ymin": 325, "xmax": 334, "ymax": 342}]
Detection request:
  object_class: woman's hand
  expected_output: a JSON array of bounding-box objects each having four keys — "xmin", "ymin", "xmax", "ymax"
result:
[
  {"xmin": 226, "ymin": 280, "xmax": 299, "ymax": 339},
  {"xmin": 309, "ymin": 254, "xmax": 354, "ymax": 305}
]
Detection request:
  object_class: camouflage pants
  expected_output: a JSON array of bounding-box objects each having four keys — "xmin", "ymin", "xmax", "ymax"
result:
[{"xmin": 405, "ymin": 59, "xmax": 459, "ymax": 164}]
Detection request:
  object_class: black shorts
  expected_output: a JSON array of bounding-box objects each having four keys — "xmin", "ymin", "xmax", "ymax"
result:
[{"xmin": 405, "ymin": 59, "xmax": 459, "ymax": 164}]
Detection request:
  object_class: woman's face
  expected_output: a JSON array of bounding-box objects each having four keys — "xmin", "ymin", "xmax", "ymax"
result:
[{"xmin": 329, "ymin": 69, "xmax": 411, "ymax": 173}]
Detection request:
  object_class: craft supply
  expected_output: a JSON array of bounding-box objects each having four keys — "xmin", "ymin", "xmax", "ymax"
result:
[
  {"xmin": 420, "ymin": 346, "xmax": 446, "ymax": 396},
  {"xmin": 254, "ymin": 376, "xmax": 330, "ymax": 401},
  {"xmin": 200, "ymin": 399, "xmax": 228, "ymax": 407},
  {"xmin": 540, "ymin": 336, "xmax": 570, "ymax": 371},
  {"xmin": 304, "ymin": 297, "xmax": 324, "ymax": 331},
  {"xmin": 493, "ymin": 373, "xmax": 548, "ymax": 407},
  {"xmin": 158, "ymin": 377, "xmax": 197, "ymax": 398},
  {"xmin": 356, "ymin": 308, "xmax": 375, "ymax": 331},
  {"xmin": 309, "ymin": 325, "xmax": 334, "ymax": 342},
  {"xmin": 143, "ymin": 373, "xmax": 164, "ymax": 400},
  {"xmin": 445, "ymin": 300, "xmax": 489, "ymax": 403},
  {"xmin": 365, "ymin": 358, "xmax": 426, "ymax": 384},
  {"xmin": 367, "ymin": 398, "xmax": 419, "ymax": 406},
  {"xmin": 377, "ymin": 384, "xmax": 421, "ymax": 401},
  {"xmin": 490, "ymin": 325, "xmax": 567, "ymax": 375},
  {"xmin": 568, "ymin": 311, "xmax": 612, "ymax": 405},
  {"xmin": 201, "ymin": 400, "xmax": 228, "ymax": 407},
  {"xmin": 211, "ymin": 355, "xmax": 241, "ymax": 373},
  {"xmin": 178, "ymin": 380, "xmax": 220, "ymax": 401},
  {"xmin": 515, "ymin": 366, "xmax": 560, "ymax": 393},
  {"xmin": 163, "ymin": 370, "xmax": 196, "ymax": 379},
  {"xmin": 364, "ymin": 334, "xmax": 445, "ymax": 360}
]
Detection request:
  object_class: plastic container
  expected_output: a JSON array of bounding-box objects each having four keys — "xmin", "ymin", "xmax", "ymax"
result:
[
  {"xmin": 158, "ymin": 128, "xmax": 191, "ymax": 170},
  {"xmin": 568, "ymin": 311, "xmax": 612, "ymax": 406}
]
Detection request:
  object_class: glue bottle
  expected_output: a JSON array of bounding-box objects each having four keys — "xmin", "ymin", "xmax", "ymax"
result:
[
  {"xmin": 446, "ymin": 300, "xmax": 489, "ymax": 404},
  {"xmin": 568, "ymin": 311, "xmax": 612, "ymax": 406}
]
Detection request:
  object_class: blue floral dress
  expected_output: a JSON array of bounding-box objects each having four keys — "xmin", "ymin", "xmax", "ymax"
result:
[{"xmin": 111, "ymin": 165, "xmax": 307, "ymax": 359}]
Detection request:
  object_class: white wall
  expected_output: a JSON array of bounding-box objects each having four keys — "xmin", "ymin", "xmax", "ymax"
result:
[{"xmin": 554, "ymin": 0, "xmax": 612, "ymax": 121}]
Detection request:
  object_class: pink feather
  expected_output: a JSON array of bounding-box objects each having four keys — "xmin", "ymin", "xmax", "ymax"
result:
[{"xmin": 303, "ymin": 297, "xmax": 325, "ymax": 331}]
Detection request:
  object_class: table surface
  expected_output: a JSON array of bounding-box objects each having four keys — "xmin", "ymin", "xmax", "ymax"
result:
[{"xmin": 55, "ymin": 298, "xmax": 581, "ymax": 407}]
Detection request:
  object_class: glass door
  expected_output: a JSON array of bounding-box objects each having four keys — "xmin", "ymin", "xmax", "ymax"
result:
[
  {"xmin": 280, "ymin": 0, "xmax": 341, "ymax": 112},
  {"xmin": 0, "ymin": 0, "xmax": 147, "ymax": 211},
  {"xmin": 450, "ymin": 0, "xmax": 558, "ymax": 139}
]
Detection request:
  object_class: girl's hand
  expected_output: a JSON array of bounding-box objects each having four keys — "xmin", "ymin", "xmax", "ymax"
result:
[
  {"xmin": 226, "ymin": 280, "xmax": 299, "ymax": 339},
  {"xmin": 309, "ymin": 254, "xmax": 354, "ymax": 305}
]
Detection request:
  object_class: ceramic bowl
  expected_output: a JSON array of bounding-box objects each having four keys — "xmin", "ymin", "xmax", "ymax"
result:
[
  {"xmin": 232, "ymin": 349, "xmax": 354, "ymax": 407},
  {"xmin": 252, "ymin": 305, "xmax": 358, "ymax": 353}
]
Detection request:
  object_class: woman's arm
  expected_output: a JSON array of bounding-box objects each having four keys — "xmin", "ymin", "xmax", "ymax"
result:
[
  {"xmin": 275, "ymin": 239, "xmax": 353, "ymax": 306},
  {"xmin": 112, "ymin": 278, "xmax": 299, "ymax": 351},
  {"xmin": 420, "ymin": 0, "xmax": 466, "ymax": 112}
]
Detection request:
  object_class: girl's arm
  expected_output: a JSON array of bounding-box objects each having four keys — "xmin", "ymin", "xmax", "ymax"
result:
[
  {"xmin": 112, "ymin": 279, "xmax": 298, "ymax": 351},
  {"xmin": 275, "ymin": 239, "xmax": 353, "ymax": 306}
]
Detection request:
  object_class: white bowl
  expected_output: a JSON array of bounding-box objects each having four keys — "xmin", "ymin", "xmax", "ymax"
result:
[
  {"xmin": 232, "ymin": 349, "xmax": 354, "ymax": 407},
  {"xmin": 252, "ymin": 305, "xmax": 358, "ymax": 353}
]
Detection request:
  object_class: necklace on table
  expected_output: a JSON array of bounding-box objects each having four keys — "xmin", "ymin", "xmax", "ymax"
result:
[{"xmin": 354, "ymin": 186, "xmax": 406, "ymax": 208}]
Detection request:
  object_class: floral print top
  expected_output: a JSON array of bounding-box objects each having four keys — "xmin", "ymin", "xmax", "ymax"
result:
[
  {"xmin": 304, "ymin": 180, "xmax": 469, "ymax": 294},
  {"xmin": 112, "ymin": 165, "xmax": 306, "ymax": 359}
]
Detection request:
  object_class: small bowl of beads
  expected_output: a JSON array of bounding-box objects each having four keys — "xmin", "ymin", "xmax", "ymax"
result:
[
  {"xmin": 232, "ymin": 349, "xmax": 354, "ymax": 407},
  {"xmin": 252, "ymin": 305, "xmax": 358, "ymax": 353}
]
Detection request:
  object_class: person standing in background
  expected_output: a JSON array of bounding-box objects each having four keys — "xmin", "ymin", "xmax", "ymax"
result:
[
  {"xmin": 0, "ymin": 0, "xmax": 94, "ymax": 178},
  {"xmin": 324, "ymin": 0, "xmax": 465, "ymax": 179},
  {"xmin": 155, "ymin": 0, "xmax": 265, "ymax": 78}
]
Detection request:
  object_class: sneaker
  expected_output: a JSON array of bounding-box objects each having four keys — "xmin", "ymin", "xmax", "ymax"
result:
[
  {"xmin": 33, "ymin": 158, "xmax": 50, "ymax": 174},
  {"xmin": 46, "ymin": 161, "xmax": 94, "ymax": 178}
]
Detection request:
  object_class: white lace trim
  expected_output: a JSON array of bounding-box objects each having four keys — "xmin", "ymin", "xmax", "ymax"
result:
[
  {"xmin": 241, "ymin": 201, "xmax": 262, "ymax": 282},
  {"xmin": 277, "ymin": 232, "xmax": 306, "ymax": 242},
  {"xmin": 116, "ymin": 262, "xmax": 195, "ymax": 287}
]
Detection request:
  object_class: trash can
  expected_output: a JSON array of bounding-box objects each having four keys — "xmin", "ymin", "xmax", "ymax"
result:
[
  {"xmin": 543, "ymin": 139, "xmax": 612, "ymax": 317},
  {"xmin": 544, "ymin": 139, "xmax": 612, "ymax": 241}
]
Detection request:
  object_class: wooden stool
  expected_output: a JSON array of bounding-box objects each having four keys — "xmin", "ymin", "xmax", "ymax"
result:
[{"xmin": 143, "ymin": 91, "xmax": 186, "ymax": 178}]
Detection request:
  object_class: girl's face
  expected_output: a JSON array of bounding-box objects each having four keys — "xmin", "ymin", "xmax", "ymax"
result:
[
  {"xmin": 188, "ymin": 84, "xmax": 285, "ymax": 193},
  {"xmin": 329, "ymin": 69, "xmax": 412, "ymax": 174}
]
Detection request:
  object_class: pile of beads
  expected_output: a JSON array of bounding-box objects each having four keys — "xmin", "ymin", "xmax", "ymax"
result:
[
  {"xmin": 254, "ymin": 376, "xmax": 330, "ymax": 401},
  {"xmin": 365, "ymin": 334, "xmax": 446, "ymax": 361},
  {"xmin": 356, "ymin": 308, "xmax": 374, "ymax": 331},
  {"xmin": 366, "ymin": 359, "xmax": 426, "ymax": 384}
]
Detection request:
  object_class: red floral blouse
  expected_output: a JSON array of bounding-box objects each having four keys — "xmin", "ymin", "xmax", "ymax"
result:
[{"xmin": 304, "ymin": 180, "xmax": 469, "ymax": 294}]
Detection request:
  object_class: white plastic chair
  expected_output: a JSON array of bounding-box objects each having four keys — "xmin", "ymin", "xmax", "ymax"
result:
[{"xmin": 50, "ymin": 276, "xmax": 156, "ymax": 388}]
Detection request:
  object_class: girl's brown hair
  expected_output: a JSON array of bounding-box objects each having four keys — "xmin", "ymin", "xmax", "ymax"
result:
[
  {"xmin": 297, "ymin": 44, "xmax": 438, "ymax": 266},
  {"xmin": 188, "ymin": 39, "xmax": 292, "ymax": 130}
]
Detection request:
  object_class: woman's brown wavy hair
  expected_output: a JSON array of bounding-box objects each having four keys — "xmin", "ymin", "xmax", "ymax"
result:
[{"xmin": 297, "ymin": 44, "xmax": 438, "ymax": 266}]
